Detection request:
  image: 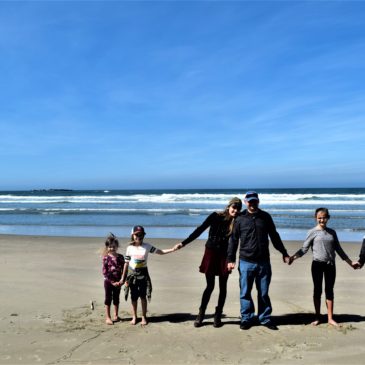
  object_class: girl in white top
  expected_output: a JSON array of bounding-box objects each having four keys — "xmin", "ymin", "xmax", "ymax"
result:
[{"xmin": 121, "ymin": 225, "xmax": 177, "ymax": 326}]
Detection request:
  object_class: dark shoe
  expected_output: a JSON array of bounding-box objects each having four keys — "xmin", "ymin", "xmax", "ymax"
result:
[
  {"xmin": 194, "ymin": 309, "xmax": 205, "ymax": 328},
  {"xmin": 262, "ymin": 322, "xmax": 278, "ymax": 330},
  {"xmin": 240, "ymin": 321, "xmax": 252, "ymax": 330},
  {"xmin": 213, "ymin": 307, "xmax": 222, "ymax": 328}
]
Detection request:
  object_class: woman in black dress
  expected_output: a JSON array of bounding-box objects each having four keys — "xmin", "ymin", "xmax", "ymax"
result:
[{"xmin": 175, "ymin": 197, "xmax": 242, "ymax": 328}]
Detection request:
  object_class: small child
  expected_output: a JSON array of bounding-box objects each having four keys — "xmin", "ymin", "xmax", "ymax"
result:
[
  {"xmin": 290, "ymin": 208, "xmax": 357, "ymax": 326},
  {"xmin": 102, "ymin": 233, "xmax": 125, "ymax": 325},
  {"xmin": 121, "ymin": 225, "xmax": 176, "ymax": 326}
]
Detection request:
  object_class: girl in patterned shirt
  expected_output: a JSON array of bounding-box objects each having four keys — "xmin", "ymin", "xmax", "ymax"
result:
[
  {"xmin": 121, "ymin": 225, "xmax": 177, "ymax": 326},
  {"xmin": 102, "ymin": 233, "xmax": 125, "ymax": 325}
]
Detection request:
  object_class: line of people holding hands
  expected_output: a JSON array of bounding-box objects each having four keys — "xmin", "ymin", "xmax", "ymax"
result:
[{"xmin": 102, "ymin": 191, "xmax": 365, "ymax": 329}]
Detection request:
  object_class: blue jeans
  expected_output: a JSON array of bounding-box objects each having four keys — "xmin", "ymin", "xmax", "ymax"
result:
[{"xmin": 239, "ymin": 259, "xmax": 272, "ymax": 324}]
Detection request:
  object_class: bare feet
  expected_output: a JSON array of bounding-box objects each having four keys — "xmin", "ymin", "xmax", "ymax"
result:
[
  {"xmin": 328, "ymin": 319, "xmax": 340, "ymax": 327},
  {"xmin": 141, "ymin": 316, "xmax": 148, "ymax": 326},
  {"xmin": 105, "ymin": 318, "xmax": 113, "ymax": 325},
  {"xmin": 130, "ymin": 317, "xmax": 137, "ymax": 325},
  {"xmin": 113, "ymin": 316, "xmax": 122, "ymax": 322},
  {"xmin": 311, "ymin": 318, "xmax": 321, "ymax": 326}
]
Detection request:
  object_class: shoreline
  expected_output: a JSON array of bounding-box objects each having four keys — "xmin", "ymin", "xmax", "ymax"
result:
[
  {"xmin": 1, "ymin": 235, "xmax": 365, "ymax": 364},
  {"xmin": 1, "ymin": 231, "xmax": 364, "ymax": 243}
]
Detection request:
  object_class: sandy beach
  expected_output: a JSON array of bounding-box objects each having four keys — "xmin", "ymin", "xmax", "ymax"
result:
[{"xmin": 1, "ymin": 234, "xmax": 365, "ymax": 365}]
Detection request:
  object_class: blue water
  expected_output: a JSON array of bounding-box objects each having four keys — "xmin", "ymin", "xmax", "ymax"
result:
[{"xmin": 0, "ymin": 188, "xmax": 364, "ymax": 242}]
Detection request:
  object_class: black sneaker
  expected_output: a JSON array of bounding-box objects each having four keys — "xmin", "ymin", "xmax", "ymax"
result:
[
  {"xmin": 262, "ymin": 322, "xmax": 278, "ymax": 330},
  {"xmin": 240, "ymin": 322, "xmax": 252, "ymax": 330}
]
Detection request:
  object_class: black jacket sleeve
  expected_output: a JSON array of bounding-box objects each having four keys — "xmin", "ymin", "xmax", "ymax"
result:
[
  {"xmin": 227, "ymin": 219, "xmax": 240, "ymax": 263},
  {"xmin": 359, "ymin": 237, "xmax": 365, "ymax": 265},
  {"xmin": 181, "ymin": 212, "xmax": 215, "ymax": 246},
  {"xmin": 266, "ymin": 213, "xmax": 288, "ymax": 257}
]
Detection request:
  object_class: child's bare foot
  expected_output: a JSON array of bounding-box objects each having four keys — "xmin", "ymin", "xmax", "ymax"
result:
[
  {"xmin": 311, "ymin": 319, "xmax": 321, "ymax": 326},
  {"xmin": 113, "ymin": 316, "xmax": 122, "ymax": 322},
  {"xmin": 141, "ymin": 316, "xmax": 148, "ymax": 326},
  {"xmin": 105, "ymin": 318, "xmax": 113, "ymax": 325},
  {"xmin": 130, "ymin": 317, "xmax": 137, "ymax": 325},
  {"xmin": 328, "ymin": 319, "xmax": 340, "ymax": 327}
]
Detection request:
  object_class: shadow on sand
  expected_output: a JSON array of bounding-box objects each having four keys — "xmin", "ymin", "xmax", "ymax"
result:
[
  {"xmin": 147, "ymin": 312, "xmax": 365, "ymax": 327},
  {"xmin": 149, "ymin": 313, "xmax": 203, "ymax": 324},
  {"xmin": 272, "ymin": 312, "xmax": 365, "ymax": 326}
]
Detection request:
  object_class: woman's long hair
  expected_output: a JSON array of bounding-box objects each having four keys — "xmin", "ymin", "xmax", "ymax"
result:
[{"xmin": 217, "ymin": 197, "xmax": 242, "ymax": 236}]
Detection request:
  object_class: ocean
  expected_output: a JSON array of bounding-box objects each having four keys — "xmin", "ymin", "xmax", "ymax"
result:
[{"xmin": 0, "ymin": 188, "xmax": 364, "ymax": 242}]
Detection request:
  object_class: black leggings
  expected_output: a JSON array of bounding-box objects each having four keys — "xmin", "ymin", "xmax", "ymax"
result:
[
  {"xmin": 104, "ymin": 280, "xmax": 121, "ymax": 306},
  {"xmin": 200, "ymin": 274, "xmax": 229, "ymax": 311},
  {"xmin": 311, "ymin": 260, "xmax": 336, "ymax": 301}
]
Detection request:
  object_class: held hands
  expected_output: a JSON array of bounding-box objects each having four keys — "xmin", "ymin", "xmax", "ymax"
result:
[
  {"xmin": 345, "ymin": 258, "xmax": 361, "ymax": 270},
  {"xmin": 352, "ymin": 261, "xmax": 362, "ymax": 270},
  {"xmin": 160, "ymin": 243, "xmax": 183, "ymax": 255},
  {"xmin": 163, "ymin": 243, "xmax": 183, "ymax": 254},
  {"xmin": 173, "ymin": 243, "xmax": 184, "ymax": 251},
  {"xmin": 283, "ymin": 255, "xmax": 294, "ymax": 265},
  {"xmin": 227, "ymin": 262, "xmax": 235, "ymax": 272},
  {"xmin": 112, "ymin": 281, "xmax": 124, "ymax": 287}
]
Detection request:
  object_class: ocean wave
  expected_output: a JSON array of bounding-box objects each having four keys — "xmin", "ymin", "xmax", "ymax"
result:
[
  {"xmin": 1, "ymin": 192, "xmax": 365, "ymax": 205},
  {"xmin": 0, "ymin": 207, "xmax": 215, "ymax": 215},
  {"xmin": 0, "ymin": 193, "xmax": 235, "ymax": 204},
  {"xmin": 1, "ymin": 189, "xmax": 364, "ymax": 240}
]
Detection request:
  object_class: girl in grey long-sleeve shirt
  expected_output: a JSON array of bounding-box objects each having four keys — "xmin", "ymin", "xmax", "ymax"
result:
[
  {"xmin": 295, "ymin": 227, "xmax": 349, "ymax": 264},
  {"xmin": 291, "ymin": 208, "xmax": 355, "ymax": 326}
]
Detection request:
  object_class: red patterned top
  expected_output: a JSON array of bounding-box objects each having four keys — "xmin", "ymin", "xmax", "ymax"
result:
[{"xmin": 102, "ymin": 253, "xmax": 125, "ymax": 283}]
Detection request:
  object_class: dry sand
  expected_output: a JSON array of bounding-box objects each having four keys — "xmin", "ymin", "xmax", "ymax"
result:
[{"xmin": 1, "ymin": 234, "xmax": 365, "ymax": 365}]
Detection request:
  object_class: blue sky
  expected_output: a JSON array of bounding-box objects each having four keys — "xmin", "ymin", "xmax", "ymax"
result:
[{"xmin": 1, "ymin": 1, "xmax": 365, "ymax": 190}]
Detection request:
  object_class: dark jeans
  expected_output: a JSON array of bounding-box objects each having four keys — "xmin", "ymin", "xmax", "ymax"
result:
[
  {"xmin": 239, "ymin": 259, "xmax": 272, "ymax": 324},
  {"xmin": 311, "ymin": 260, "xmax": 336, "ymax": 300},
  {"xmin": 104, "ymin": 280, "xmax": 121, "ymax": 306}
]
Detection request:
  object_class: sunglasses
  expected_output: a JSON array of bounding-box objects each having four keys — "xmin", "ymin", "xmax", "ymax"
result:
[
  {"xmin": 231, "ymin": 204, "xmax": 241, "ymax": 210},
  {"xmin": 134, "ymin": 232, "xmax": 144, "ymax": 238}
]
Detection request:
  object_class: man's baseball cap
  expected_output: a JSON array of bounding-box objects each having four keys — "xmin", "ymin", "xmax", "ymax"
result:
[{"xmin": 244, "ymin": 191, "xmax": 259, "ymax": 201}]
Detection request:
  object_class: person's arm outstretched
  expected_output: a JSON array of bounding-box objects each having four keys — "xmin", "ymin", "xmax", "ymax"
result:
[
  {"xmin": 332, "ymin": 230, "xmax": 357, "ymax": 269},
  {"xmin": 155, "ymin": 246, "xmax": 178, "ymax": 255},
  {"xmin": 266, "ymin": 213, "xmax": 290, "ymax": 263},
  {"xmin": 176, "ymin": 213, "xmax": 215, "ymax": 250},
  {"xmin": 354, "ymin": 237, "xmax": 365, "ymax": 269},
  {"xmin": 290, "ymin": 230, "xmax": 314, "ymax": 265}
]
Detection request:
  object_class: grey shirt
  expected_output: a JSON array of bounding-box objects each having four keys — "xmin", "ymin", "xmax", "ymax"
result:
[{"xmin": 295, "ymin": 227, "xmax": 349, "ymax": 263}]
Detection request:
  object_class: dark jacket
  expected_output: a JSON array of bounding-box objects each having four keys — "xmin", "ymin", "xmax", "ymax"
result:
[
  {"xmin": 181, "ymin": 212, "xmax": 232, "ymax": 252},
  {"xmin": 227, "ymin": 209, "xmax": 288, "ymax": 263},
  {"xmin": 359, "ymin": 237, "xmax": 365, "ymax": 266}
]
